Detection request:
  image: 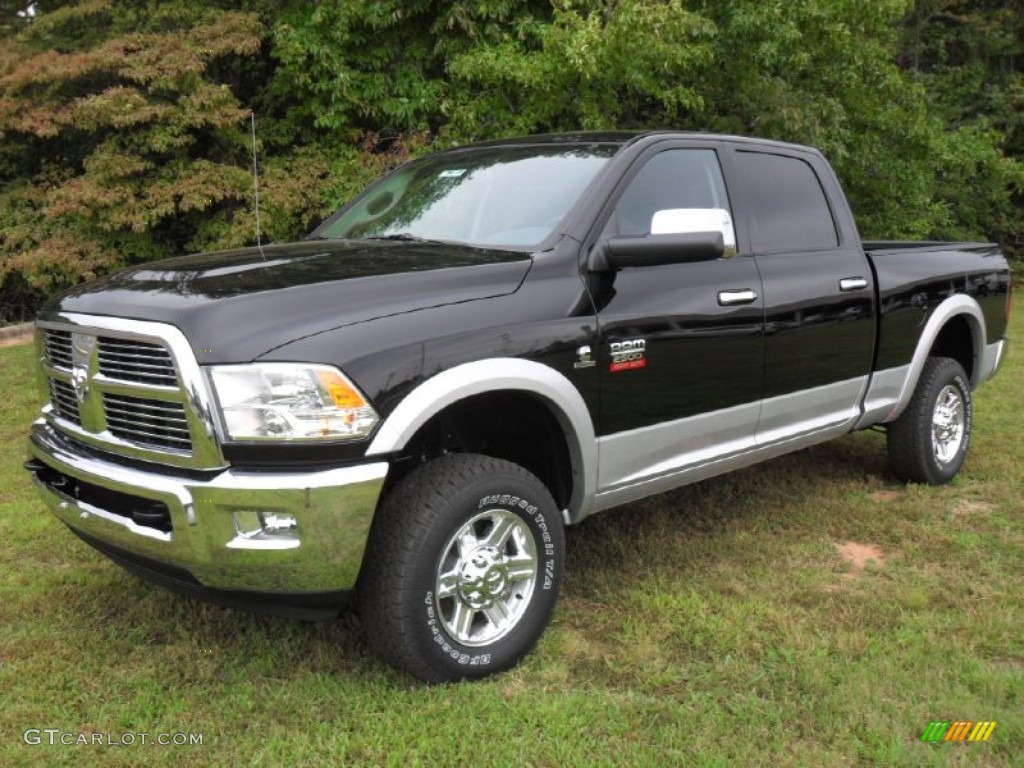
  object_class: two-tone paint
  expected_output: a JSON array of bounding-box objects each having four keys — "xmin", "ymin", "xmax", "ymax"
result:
[{"xmin": 28, "ymin": 132, "xmax": 1011, "ymax": 608}]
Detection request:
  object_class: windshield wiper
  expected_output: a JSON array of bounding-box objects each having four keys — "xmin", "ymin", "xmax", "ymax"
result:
[{"xmin": 362, "ymin": 233, "xmax": 447, "ymax": 244}]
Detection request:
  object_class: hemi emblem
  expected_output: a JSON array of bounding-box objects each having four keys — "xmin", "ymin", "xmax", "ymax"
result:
[{"xmin": 609, "ymin": 339, "xmax": 646, "ymax": 372}]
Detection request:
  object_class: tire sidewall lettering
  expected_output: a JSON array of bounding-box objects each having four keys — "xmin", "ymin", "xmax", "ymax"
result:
[{"xmin": 420, "ymin": 491, "xmax": 562, "ymax": 672}]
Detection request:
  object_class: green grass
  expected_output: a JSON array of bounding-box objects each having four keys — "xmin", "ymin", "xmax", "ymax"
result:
[{"xmin": 1, "ymin": 309, "xmax": 1021, "ymax": 767}]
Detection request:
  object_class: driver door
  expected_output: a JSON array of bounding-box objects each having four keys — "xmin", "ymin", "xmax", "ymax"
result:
[{"xmin": 588, "ymin": 144, "xmax": 765, "ymax": 494}]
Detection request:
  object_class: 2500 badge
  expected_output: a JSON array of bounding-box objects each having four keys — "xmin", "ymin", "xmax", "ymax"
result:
[{"xmin": 609, "ymin": 339, "xmax": 646, "ymax": 372}]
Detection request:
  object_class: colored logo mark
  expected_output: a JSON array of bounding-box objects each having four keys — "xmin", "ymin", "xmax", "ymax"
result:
[{"xmin": 921, "ymin": 721, "xmax": 997, "ymax": 742}]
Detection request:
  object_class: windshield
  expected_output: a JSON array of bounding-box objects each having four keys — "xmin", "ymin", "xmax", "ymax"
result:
[{"xmin": 312, "ymin": 144, "xmax": 620, "ymax": 248}]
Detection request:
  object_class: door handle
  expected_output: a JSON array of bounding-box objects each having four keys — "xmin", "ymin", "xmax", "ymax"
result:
[
  {"xmin": 718, "ymin": 289, "xmax": 758, "ymax": 306},
  {"xmin": 839, "ymin": 277, "xmax": 868, "ymax": 292}
]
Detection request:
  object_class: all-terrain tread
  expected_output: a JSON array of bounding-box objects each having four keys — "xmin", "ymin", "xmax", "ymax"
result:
[
  {"xmin": 887, "ymin": 356, "xmax": 971, "ymax": 485},
  {"xmin": 357, "ymin": 453, "xmax": 558, "ymax": 682}
]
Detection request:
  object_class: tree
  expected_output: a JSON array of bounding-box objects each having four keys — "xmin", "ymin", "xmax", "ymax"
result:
[
  {"xmin": 1, "ymin": 0, "xmax": 1019, "ymax": 323},
  {"xmin": 0, "ymin": 1, "xmax": 265, "ymax": 321}
]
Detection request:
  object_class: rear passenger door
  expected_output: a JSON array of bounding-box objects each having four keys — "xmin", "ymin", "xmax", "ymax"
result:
[{"xmin": 726, "ymin": 147, "xmax": 876, "ymax": 443}]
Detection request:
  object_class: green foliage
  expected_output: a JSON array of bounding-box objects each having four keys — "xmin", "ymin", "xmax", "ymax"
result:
[
  {"xmin": 444, "ymin": 1, "xmax": 716, "ymax": 136},
  {"xmin": 271, "ymin": 0, "xmax": 552, "ymax": 139},
  {"xmin": 0, "ymin": 2, "xmax": 266, "ymax": 320},
  {"xmin": 899, "ymin": 0, "xmax": 1024, "ymax": 252},
  {"xmin": 0, "ymin": 0, "xmax": 1020, "ymax": 322}
]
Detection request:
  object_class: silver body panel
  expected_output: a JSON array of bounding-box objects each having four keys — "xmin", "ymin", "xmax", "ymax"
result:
[{"xmin": 592, "ymin": 378, "xmax": 865, "ymax": 513}]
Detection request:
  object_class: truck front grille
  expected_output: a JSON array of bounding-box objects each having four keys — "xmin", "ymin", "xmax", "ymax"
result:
[
  {"xmin": 103, "ymin": 393, "xmax": 192, "ymax": 452},
  {"xmin": 48, "ymin": 378, "xmax": 81, "ymax": 425},
  {"xmin": 39, "ymin": 322, "xmax": 210, "ymax": 464},
  {"xmin": 43, "ymin": 329, "xmax": 74, "ymax": 369},
  {"xmin": 97, "ymin": 337, "xmax": 178, "ymax": 387}
]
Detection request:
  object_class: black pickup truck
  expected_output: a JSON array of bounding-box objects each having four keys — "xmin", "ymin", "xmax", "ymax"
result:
[{"xmin": 25, "ymin": 132, "xmax": 1011, "ymax": 682}]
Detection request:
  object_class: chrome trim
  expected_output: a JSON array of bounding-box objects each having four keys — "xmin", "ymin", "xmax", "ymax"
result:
[
  {"xmin": 28, "ymin": 422, "xmax": 387, "ymax": 592},
  {"xmin": 61, "ymin": 497, "xmax": 171, "ymax": 542},
  {"xmin": 885, "ymin": 295, "xmax": 986, "ymax": 422},
  {"xmin": 717, "ymin": 289, "xmax": 758, "ymax": 306},
  {"xmin": 366, "ymin": 358, "xmax": 598, "ymax": 520},
  {"xmin": 37, "ymin": 313, "xmax": 224, "ymax": 469},
  {"xmin": 839, "ymin": 277, "xmax": 868, "ymax": 292}
]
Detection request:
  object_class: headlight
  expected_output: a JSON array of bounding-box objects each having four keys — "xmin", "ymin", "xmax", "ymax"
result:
[{"xmin": 206, "ymin": 363, "xmax": 379, "ymax": 442}]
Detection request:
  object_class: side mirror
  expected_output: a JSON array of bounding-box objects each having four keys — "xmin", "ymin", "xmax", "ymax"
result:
[
  {"xmin": 589, "ymin": 231, "xmax": 725, "ymax": 272},
  {"xmin": 651, "ymin": 207, "xmax": 736, "ymax": 255}
]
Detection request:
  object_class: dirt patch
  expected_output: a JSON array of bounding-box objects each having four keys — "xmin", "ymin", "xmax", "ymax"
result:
[
  {"xmin": 824, "ymin": 541, "xmax": 888, "ymax": 592},
  {"xmin": 0, "ymin": 322, "xmax": 33, "ymax": 347},
  {"xmin": 951, "ymin": 499, "xmax": 994, "ymax": 518},
  {"xmin": 835, "ymin": 541, "xmax": 886, "ymax": 571},
  {"xmin": 868, "ymin": 490, "xmax": 903, "ymax": 503}
]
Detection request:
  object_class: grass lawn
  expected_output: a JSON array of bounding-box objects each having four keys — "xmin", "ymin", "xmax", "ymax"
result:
[{"xmin": 1, "ymin": 307, "xmax": 1021, "ymax": 767}]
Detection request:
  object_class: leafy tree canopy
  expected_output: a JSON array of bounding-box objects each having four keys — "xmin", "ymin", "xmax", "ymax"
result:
[{"xmin": 0, "ymin": 0, "xmax": 1020, "ymax": 322}]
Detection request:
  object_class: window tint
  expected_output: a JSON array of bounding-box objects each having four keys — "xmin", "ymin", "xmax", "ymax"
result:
[
  {"xmin": 609, "ymin": 149, "xmax": 732, "ymax": 238},
  {"xmin": 738, "ymin": 151, "xmax": 838, "ymax": 252}
]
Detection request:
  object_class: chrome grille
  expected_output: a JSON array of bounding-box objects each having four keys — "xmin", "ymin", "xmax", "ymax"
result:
[
  {"xmin": 48, "ymin": 378, "xmax": 81, "ymax": 425},
  {"xmin": 103, "ymin": 394, "xmax": 192, "ymax": 452},
  {"xmin": 98, "ymin": 338, "xmax": 177, "ymax": 386},
  {"xmin": 40, "ymin": 326, "xmax": 195, "ymax": 458},
  {"xmin": 43, "ymin": 329, "xmax": 73, "ymax": 369}
]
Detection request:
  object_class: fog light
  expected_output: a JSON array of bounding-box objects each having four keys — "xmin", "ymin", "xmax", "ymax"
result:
[
  {"xmin": 232, "ymin": 509, "xmax": 264, "ymax": 538},
  {"xmin": 228, "ymin": 510, "xmax": 300, "ymax": 550}
]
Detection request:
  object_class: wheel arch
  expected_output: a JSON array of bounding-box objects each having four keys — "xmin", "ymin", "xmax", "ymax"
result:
[
  {"xmin": 365, "ymin": 359, "xmax": 598, "ymax": 523},
  {"xmin": 888, "ymin": 294, "xmax": 986, "ymax": 422}
]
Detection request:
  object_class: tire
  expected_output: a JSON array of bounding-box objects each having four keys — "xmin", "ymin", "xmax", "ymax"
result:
[
  {"xmin": 357, "ymin": 453, "xmax": 564, "ymax": 683},
  {"xmin": 887, "ymin": 356, "xmax": 972, "ymax": 485}
]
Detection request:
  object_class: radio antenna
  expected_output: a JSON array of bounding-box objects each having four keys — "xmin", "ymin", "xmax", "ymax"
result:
[{"xmin": 251, "ymin": 111, "xmax": 266, "ymax": 261}]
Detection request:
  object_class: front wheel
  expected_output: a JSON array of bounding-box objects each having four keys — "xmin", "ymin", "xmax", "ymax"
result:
[
  {"xmin": 357, "ymin": 453, "xmax": 564, "ymax": 683},
  {"xmin": 887, "ymin": 356, "xmax": 973, "ymax": 485}
]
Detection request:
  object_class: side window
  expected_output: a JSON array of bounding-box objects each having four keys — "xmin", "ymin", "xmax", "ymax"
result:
[
  {"xmin": 606, "ymin": 149, "xmax": 735, "ymax": 248},
  {"xmin": 738, "ymin": 151, "xmax": 838, "ymax": 252}
]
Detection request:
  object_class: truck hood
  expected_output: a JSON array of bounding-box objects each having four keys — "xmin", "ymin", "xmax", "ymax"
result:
[{"xmin": 45, "ymin": 239, "xmax": 532, "ymax": 362}]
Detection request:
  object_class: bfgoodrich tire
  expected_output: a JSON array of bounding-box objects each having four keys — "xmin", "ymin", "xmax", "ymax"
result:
[
  {"xmin": 887, "ymin": 356, "xmax": 973, "ymax": 485},
  {"xmin": 357, "ymin": 453, "xmax": 564, "ymax": 683}
]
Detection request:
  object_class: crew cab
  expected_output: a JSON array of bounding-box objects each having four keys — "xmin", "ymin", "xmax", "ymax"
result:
[{"xmin": 24, "ymin": 132, "xmax": 1011, "ymax": 682}]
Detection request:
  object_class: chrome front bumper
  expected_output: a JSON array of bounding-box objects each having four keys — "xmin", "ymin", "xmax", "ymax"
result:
[{"xmin": 27, "ymin": 421, "xmax": 387, "ymax": 600}]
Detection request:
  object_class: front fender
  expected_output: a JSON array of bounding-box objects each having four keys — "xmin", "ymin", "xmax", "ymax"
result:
[{"xmin": 365, "ymin": 358, "xmax": 598, "ymax": 522}]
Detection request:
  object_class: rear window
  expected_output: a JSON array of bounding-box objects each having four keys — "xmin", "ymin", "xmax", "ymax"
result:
[{"xmin": 737, "ymin": 151, "xmax": 839, "ymax": 252}]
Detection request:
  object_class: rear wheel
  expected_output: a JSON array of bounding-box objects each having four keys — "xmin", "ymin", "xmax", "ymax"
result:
[
  {"xmin": 887, "ymin": 356, "xmax": 972, "ymax": 485},
  {"xmin": 357, "ymin": 453, "xmax": 564, "ymax": 682}
]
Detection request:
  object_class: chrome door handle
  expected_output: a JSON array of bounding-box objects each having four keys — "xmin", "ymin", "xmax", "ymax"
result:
[
  {"xmin": 839, "ymin": 277, "xmax": 868, "ymax": 292},
  {"xmin": 718, "ymin": 289, "xmax": 758, "ymax": 306}
]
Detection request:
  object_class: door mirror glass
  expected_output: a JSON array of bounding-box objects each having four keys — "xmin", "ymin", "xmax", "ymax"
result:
[{"xmin": 651, "ymin": 208, "xmax": 736, "ymax": 255}]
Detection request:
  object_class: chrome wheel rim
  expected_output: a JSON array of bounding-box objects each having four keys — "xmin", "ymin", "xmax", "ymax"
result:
[
  {"xmin": 932, "ymin": 384, "xmax": 966, "ymax": 465},
  {"xmin": 435, "ymin": 509, "xmax": 538, "ymax": 647}
]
